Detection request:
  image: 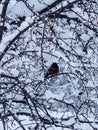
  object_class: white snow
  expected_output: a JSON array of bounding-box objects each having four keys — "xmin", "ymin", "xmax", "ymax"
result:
[
  {"xmin": 0, "ymin": 0, "xmax": 98, "ymax": 130},
  {"xmin": 10, "ymin": 68, "xmax": 19, "ymax": 76}
]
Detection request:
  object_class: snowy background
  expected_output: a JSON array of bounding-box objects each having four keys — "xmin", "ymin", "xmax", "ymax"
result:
[{"xmin": 0, "ymin": 0, "xmax": 98, "ymax": 130}]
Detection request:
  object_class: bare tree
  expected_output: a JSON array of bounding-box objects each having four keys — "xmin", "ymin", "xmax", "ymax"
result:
[{"xmin": 0, "ymin": 0, "xmax": 98, "ymax": 130}]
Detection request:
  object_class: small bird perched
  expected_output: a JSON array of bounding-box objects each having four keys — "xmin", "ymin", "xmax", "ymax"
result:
[{"xmin": 45, "ymin": 62, "xmax": 59, "ymax": 78}]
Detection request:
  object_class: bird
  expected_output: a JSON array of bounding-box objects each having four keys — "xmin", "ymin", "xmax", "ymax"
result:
[{"xmin": 45, "ymin": 62, "xmax": 59, "ymax": 78}]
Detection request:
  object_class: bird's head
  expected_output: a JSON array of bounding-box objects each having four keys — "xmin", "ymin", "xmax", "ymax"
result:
[{"xmin": 52, "ymin": 62, "xmax": 58, "ymax": 67}]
